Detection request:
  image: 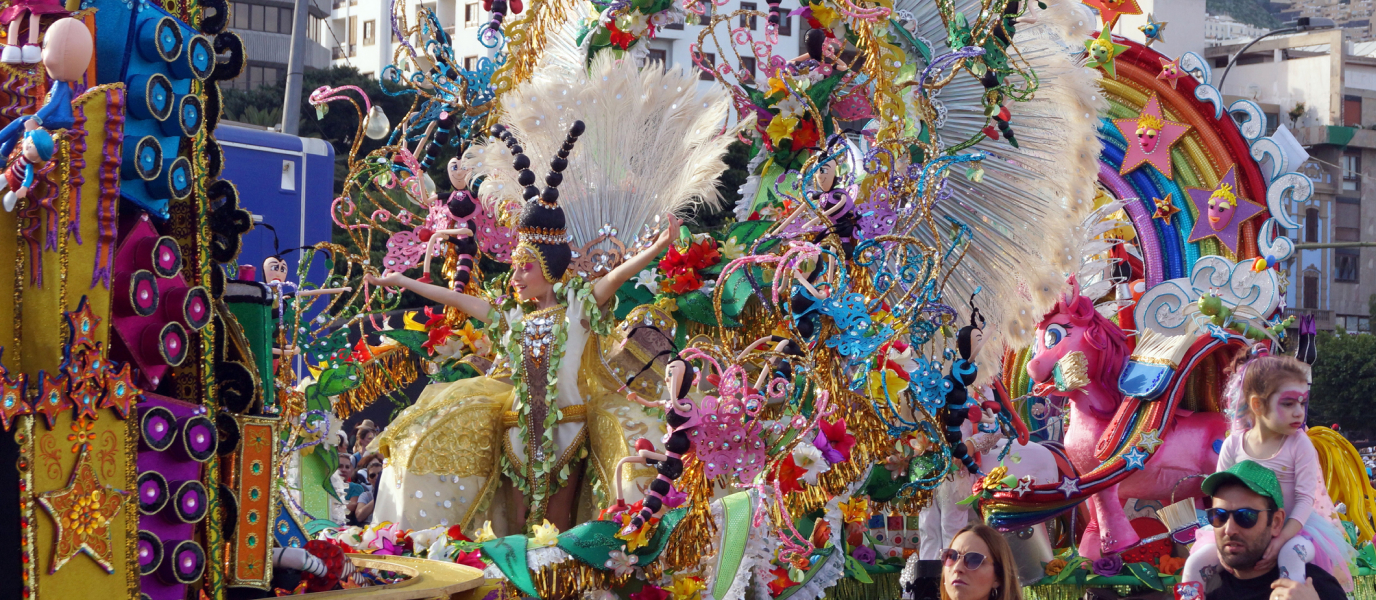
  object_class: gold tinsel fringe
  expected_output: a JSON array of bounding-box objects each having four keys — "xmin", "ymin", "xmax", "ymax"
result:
[
  {"xmin": 335, "ymin": 349, "xmax": 418, "ymax": 418},
  {"xmin": 533, "ymin": 559, "xmax": 614, "ymax": 600},
  {"xmin": 659, "ymin": 457, "xmax": 718, "ymax": 574}
]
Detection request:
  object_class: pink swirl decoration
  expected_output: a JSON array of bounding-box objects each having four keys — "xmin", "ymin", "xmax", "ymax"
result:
[
  {"xmin": 381, "ymin": 229, "xmax": 442, "ymax": 275},
  {"xmin": 473, "ymin": 199, "xmax": 516, "ymax": 262}
]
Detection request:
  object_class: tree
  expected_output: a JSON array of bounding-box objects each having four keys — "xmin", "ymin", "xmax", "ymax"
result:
[{"xmin": 1309, "ymin": 331, "xmax": 1376, "ymax": 444}]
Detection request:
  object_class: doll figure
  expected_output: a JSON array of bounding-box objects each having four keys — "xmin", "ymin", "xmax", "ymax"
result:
[
  {"xmin": 0, "ymin": 17, "xmax": 91, "ymax": 160},
  {"xmin": 0, "ymin": 0, "xmax": 68, "ymax": 64},
  {"xmin": 0, "ymin": 120, "xmax": 52, "ymax": 211}
]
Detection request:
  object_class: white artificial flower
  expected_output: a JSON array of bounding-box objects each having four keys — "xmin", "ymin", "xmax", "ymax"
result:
[
  {"xmin": 792, "ymin": 443, "xmax": 831, "ymax": 484},
  {"xmin": 634, "ymin": 268, "xmax": 662, "ymax": 293},
  {"xmin": 775, "ymin": 94, "xmax": 806, "ymax": 118},
  {"xmin": 720, "ymin": 237, "xmax": 746, "ymax": 260}
]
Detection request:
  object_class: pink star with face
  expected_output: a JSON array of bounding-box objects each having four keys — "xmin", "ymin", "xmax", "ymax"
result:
[
  {"xmin": 1157, "ymin": 57, "xmax": 1186, "ymax": 89},
  {"xmin": 1113, "ymin": 94, "xmax": 1190, "ymax": 178}
]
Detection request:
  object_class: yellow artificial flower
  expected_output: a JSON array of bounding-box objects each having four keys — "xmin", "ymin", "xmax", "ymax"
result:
[
  {"xmin": 983, "ymin": 466, "xmax": 1009, "ymax": 491},
  {"xmin": 838, "ymin": 496, "xmax": 869, "ymax": 524},
  {"xmin": 720, "ymin": 236, "xmax": 746, "ymax": 260},
  {"xmin": 811, "ymin": 2, "xmax": 840, "ymax": 27},
  {"xmin": 403, "ymin": 310, "xmax": 427, "ymax": 331},
  {"xmin": 454, "ymin": 320, "xmax": 483, "ymax": 352},
  {"xmin": 766, "ymin": 76, "xmax": 789, "ymax": 98},
  {"xmin": 473, "ymin": 520, "xmax": 497, "ymax": 543},
  {"xmin": 766, "ymin": 114, "xmax": 799, "ymax": 144},
  {"xmin": 867, "ymin": 368, "xmax": 909, "ymax": 399},
  {"xmin": 1044, "ymin": 557, "xmax": 1068, "ymax": 576},
  {"xmin": 616, "ymin": 515, "xmax": 654, "ymax": 551},
  {"xmin": 531, "ymin": 519, "xmax": 561, "ymax": 548},
  {"xmin": 666, "ymin": 574, "xmax": 707, "ymax": 600}
]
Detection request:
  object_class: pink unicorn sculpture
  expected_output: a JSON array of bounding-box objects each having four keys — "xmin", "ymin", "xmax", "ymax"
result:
[{"xmin": 1026, "ymin": 277, "xmax": 1227, "ymax": 558}]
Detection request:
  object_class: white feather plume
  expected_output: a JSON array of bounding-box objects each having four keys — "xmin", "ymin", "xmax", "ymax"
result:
[{"xmin": 461, "ymin": 35, "xmax": 744, "ymax": 249}]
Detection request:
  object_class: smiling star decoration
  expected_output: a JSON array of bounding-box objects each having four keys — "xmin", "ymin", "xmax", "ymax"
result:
[
  {"xmin": 1139, "ymin": 13, "xmax": 1167, "ymax": 46},
  {"xmin": 1158, "ymin": 57, "xmax": 1187, "ymax": 89},
  {"xmin": 1114, "ymin": 94, "xmax": 1190, "ymax": 178},
  {"xmin": 1083, "ymin": 0, "xmax": 1142, "ymax": 27},
  {"xmin": 1186, "ymin": 166, "xmax": 1266, "ymax": 254},
  {"xmin": 37, "ymin": 446, "xmax": 130, "ymax": 574},
  {"xmin": 1086, "ymin": 25, "xmax": 1130, "ymax": 78}
]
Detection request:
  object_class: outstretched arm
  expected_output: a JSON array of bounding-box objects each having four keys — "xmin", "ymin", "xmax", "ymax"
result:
[
  {"xmin": 364, "ymin": 272, "xmax": 495, "ymax": 323},
  {"xmin": 593, "ymin": 213, "xmax": 682, "ymax": 306}
]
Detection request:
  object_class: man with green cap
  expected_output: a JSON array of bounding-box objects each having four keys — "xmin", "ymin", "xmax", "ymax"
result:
[{"xmin": 1187, "ymin": 460, "xmax": 1344, "ymax": 600}]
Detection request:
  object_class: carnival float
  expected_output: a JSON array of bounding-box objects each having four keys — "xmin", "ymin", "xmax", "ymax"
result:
[{"xmin": 0, "ymin": 0, "xmax": 1374, "ymax": 598}]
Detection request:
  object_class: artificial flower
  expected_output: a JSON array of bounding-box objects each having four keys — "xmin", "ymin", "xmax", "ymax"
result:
[
  {"xmin": 446, "ymin": 524, "xmax": 471, "ymax": 543},
  {"xmin": 605, "ymin": 549, "xmax": 640, "ymax": 577},
  {"xmin": 792, "ymin": 442, "xmax": 830, "ymax": 483},
  {"xmin": 766, "ymin": 114, "xmax": 799, "ymax": 144},
  {"xmin": 403, "ymin": 310, "xmax": 427, "ymax": 331},
  {"xmin": 792, "ymin": 118, "xmax": 820, "ymax": 150},
  {"xmin": 775, "ymin": 94, "xmax": 805, "ymax": 118},
  {"xmin": 473, "ymin": 521, "xmax": 497, "ymax": 543},
  {"xmin": 630, "ymin": 584, "xmax": 670, "ymax": 600},
  {"xmin": 409, "ymin": 526, "xmax": 447, "ymax": 549},
  {"xmin": 607, "ymin": 21, "xmax": 636, "ymax": 50},
  {"xmin": 662, "ymin": 486, "xmax": 688, "ymax": 509},
  {"xmin": 1043, "ymin": 557, "xmax": 1067, "ymax": 576},
  {"xmin": 664, "ymin": 271, "xmax": 704, "ymax": 295},
  {"xmin": 351, "ymin": 336, "xmax": 375, "ymax": 362},
  {"xmin": 982, "ymin": 466, "xmax": 1010, "ymax": 491},
  {"xmin": 838, "ymin": 496, "xmax": 870, "ymax": 524},
  {"xmin": 453, "ymin": 321, "xmax": 484, "ymax": 353},
  {"xmin": 1091, "ymin": 554, "xmax": 1123, "ymax": 577},
  {"xmin": 768, "ymin": 566, "xmax": 796, "ymax": 596},
  {"xmin": 814, "ymin": 418, "xmax": 856, "ymax": 464},
  {"xmin": 531, "ymin": 519, "xmax": 561, "ymax": 548},
  {"xmin": 809, "ymin": 517, "xmax": 832, "ymax": 548},
  {"xmin": 867, "ymin": 368, "xmax": 909, "ymax": 399},
  {"xmin": 422, "ymin": 324, "xmax": 455, "ymax": 355},
  {"xmin": 664, "ymin": 574, "xmax": 706, "ymax": 600},
  {"xmin": 453, "ymin": 549, "xmax": 486, "ymax": 570},
  {"xmin": 600, "ymin": 500, "xmax": 632, "ymax": 522},
  {"xmin": 810, "ymin": 2, "xmax": 840, "ymax": 27},
  {"xmin": 1157, "ymin": 555, "xmax": 1185, "ymax": 575},
  {"xmin": 773, "ymin": 454, "xmax": 806, "ymax": 495},
  {"xmin": 584, "ymin": 590, "xmax": 620, "ymax": 600},
  {"xmin": 634, "ymin": 268, "xmax": 662, "ymax": 293},
  {"xmin": 852, "ymin": 545, "xmax": 877, "ymax": 566},
  {"xmin": 616, "ymin": 512, "xmax": 655, "ymax": 551},
  {"xmin": 766, "ymin": 77, "xmax": 789, "ymax": 97},
  {"xmin": 884, "ymin": 452, "xmax": 912, "ymax": 479},
  {"xmin": 720, "ymin": 236, "xmax": 746, "ymax": 261}
]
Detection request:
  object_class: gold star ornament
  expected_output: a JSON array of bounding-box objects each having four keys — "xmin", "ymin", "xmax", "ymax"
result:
[
  {"xmin": 37, "ymin": 446, "xmax": 130, "ymax": 574},
  {"xmin": 1152, "ymin": 194, "xmax": 1181, "ymax": 225}
]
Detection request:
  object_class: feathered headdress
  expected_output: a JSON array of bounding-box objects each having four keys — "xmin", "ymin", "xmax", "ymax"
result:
[{"xmin": 461, "ymin": 36, "xmax": 742, "ymax": 265}]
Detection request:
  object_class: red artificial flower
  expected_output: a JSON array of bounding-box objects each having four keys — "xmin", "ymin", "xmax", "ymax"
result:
[
  {"xmin": 792, "ymin": 119, "xmax": 820, "ymax": 150},
  {"xmin": 981, "ymin": 124, "xmax": 1000, "ymax": 140},
  {"xmin": 422, "ymin": 325, "xmax": 454, "ymax": 354},
  {"xmin": 423, "ymin": 306, "xmax": 446, "ymax": 329},
  {"xmin": 607, "ymin": 22, "xmax": 636, "ymax": 50},
  {"xmin": 817, "ymin": 419, "xmax": 856, "ymax": 462},
  {"xmin": 809, "ymin": 517, "xmax": 832, "ymax": 548},
  {"xmin": 768, "ymin": 567, "xmax": 796, "ymax": 596},
  {"xmin": 448, "ymin": 525, "xmax": 472, "ymax": 543},
  {"xmin": 600, "ymin": 499, "xmax": 631, "ymax": 521},
  {"xmin": 453, "ymin": 549, "xmax": 486, "ymax": 570},
  {"xmin": 665, "ymin": 271, "xmax": 704, "ymax": 295},
  {"xmin": 630, "ymin": 585, "xmax": 671, "ymax": 600},
  {"xmin": 350, "ymin": 337, "xmax": 374, "ymax": 363},
  {"xmin": 773, "ymin": 455, "xmax": 806, "ymax": 495}
]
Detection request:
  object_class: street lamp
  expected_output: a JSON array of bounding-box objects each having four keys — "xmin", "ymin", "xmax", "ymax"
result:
[{"xmin": 1218, "ymin": 17, "xmax": 1338, "ymax": 90}]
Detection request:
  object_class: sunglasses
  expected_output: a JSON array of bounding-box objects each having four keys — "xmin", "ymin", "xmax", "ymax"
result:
[
  {"xmin": 1207, "ymin": 507, "xmax": 1274, "ymax": 529},
  {"xmin": 941, "ymin": 549, "xmax": 989, "ymax": 570}
]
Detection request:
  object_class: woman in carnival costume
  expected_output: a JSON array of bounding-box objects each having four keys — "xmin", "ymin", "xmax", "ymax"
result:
[{"xmin": 365, "ymin": 122, "xmax": 683, "ymax": 533}]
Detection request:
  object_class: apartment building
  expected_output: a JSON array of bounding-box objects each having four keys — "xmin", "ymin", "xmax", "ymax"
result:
[
  {"xmin": 1205, "ymin": 13, "xmax": 1270, "ymax": 46},
  {"xmin": 323, "ymin": 0, "xmax": 806, "ymax": 85},
  {"xmin": 225, "ymin": 0, "xmax": 335, "ymax": 91},
  {"xmin": 1209, "ymin": 28, "xmax": 1376, "ymax": 333}
]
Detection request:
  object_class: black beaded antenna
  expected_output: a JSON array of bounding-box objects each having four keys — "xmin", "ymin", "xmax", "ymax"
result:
[{"xmin": 491, "ymin": 120, "xmax": 585, "ymax": 280}]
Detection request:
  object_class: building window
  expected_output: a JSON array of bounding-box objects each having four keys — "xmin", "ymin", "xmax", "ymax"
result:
[
  {"xmin": 698, "ymin": 52, "xmax": 715, "ymax": 81},
  {"xmin": 1306, "ymin": 207, "xmax": 1319, "ymax": 243},
  {"xmin": 347, "ymin": 15, "xmax": 357, "ymax": 56},
  {"xmin": 1336, "ymin": 197, "xmax": 1360, "ymax": 242},
  {"xmin": 778, "ymin": 7, "xmax": 791, "ymax": 36},
  {"xmin": 465, "ymin": 3, "xmax": 480, "ymax": 27},
  {"xmin": 231, "ymin": 63, "xmax": 283, "ymax": 91},
  {"xmin": 463, "ymin": 55, "xmax": 477, "ymax": 70},
  {"xmin": 1264, "ymin": 111, "xmax": 1277, "ymax": 136},
  {"xmin": 647, "ymin": 48, "xmax": 667, "ymax": 69},
  {"xmin": 1337, "ymin": 314, "xmax": 1371, "ymax": 333},
  {"xmin": 1345, "ymin": 95, "xmax": 1362, "ymax": 127},
  {"xmin": 740, "ymin": 2, "xmax": 757, "ymax": 30},
  {"xmin": 230, "ymin": 2, "xmax": 292, "ymax": 34},
  {"xmin": 1342, "ymin": 151, "xmax": 1361, "ymax": 191},
  {"xmin": 696, "ymin": 3, "xmax": 713, "ymax": 26},
  {"xmin": 308, "ymin": 15, "xmax": 321, "ymax": 42},
  {"xmin": 363, "ymin": 19, "xmax": 376, "ymax": 45},
  {"xmin": 1303, "ymin": 275, "xmax": 1318, "ymax": 308},
  {"xmin": 1335, "ymin": 248, "xmax": 1360, "ymax": 282},
  {"xmin": 739, "ymin": 56, "xmax": 756, "ymax": 82}
]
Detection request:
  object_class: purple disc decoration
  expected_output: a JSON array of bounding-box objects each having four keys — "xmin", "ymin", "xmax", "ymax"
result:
[
  {"xmin": 159, "ymin": 540, "xmax": 205, "ymax": 584},
  {"xmin": 141, "ymin": 321, "xmax": 188, "ymax": 367},
  {"xmin": 139, "ymin": 405, "xmax": 177, "ymax": 452},
  {"xmin": 171, "ymin": 480, "xmax": 208, "ymax": 523},
  {"xmin": 118, "ymin": 270, "xmax": 160, "ymax": 317},
  {"xmin": 178, "ymin": 415, "xmax": 217, "ymax": 463},
  {"xmin": 137, "ymin": 530, "xmax": 163, "ymax": 575},
  {"xmin": 137, "ymin": 471, "xmax": 168, "ymax": 514}
]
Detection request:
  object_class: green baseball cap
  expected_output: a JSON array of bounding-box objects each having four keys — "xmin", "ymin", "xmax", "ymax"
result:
[{"xmin": 1201, "ymin": 460, "xmax": 1284, "ymax": 509}]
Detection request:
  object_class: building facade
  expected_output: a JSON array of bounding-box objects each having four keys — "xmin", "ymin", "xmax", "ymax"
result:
[
  {"xmin": 1209, "ymin": 29, "xmax": 1376, "ymax": 334},
  {"xmin": 225, "ymin": 0, "xmax": 335, "ymax": 91}
]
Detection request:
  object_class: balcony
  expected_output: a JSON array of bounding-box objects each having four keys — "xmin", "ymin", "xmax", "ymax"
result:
[
  {"xmin": 332, "ymin": 44, "xmax": 356, "ymax": 59},
  {"xmin": 1284, "ymin": 307, "xmax": 1334, "ymax": 331},
  {"xmin": 1292, "ymin": 125, "xmax": 1376, "ymax": 150}
]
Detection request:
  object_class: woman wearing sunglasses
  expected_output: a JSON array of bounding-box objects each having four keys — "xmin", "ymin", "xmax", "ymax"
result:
[
  {"xmin": 1179, "ymin": 347, "xmax": 1354, "ymax": 595},
  {"xmin": 938, "ymin": 524, "xmax": 1022, "ymax": 600}
]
